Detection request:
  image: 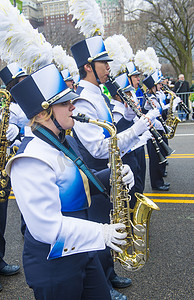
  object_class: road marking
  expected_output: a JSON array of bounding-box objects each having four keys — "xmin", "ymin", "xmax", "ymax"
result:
[
  {"xmin": 151, "ymin": 199, "xmax": 194, "ymax": 203},
  {"xmin": 145, "ymin": 153, "xmax": 194, "ymax": 158},
  {"xmin": 9, "ymin": 190, "xmax": 194, "ymax": 203},
  {"xmin": 145, "ymin": 193, "xmax": 194, "ymax": 197},
  {"xmin": 144, "ymin": 193, "xmax": 194, "ymax": 204},
  {"xmin": 175, "ymin": 134, "xmax": 194, "ymax": 136}
]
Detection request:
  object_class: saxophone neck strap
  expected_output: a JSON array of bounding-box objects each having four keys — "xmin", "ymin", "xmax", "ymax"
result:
[{"xmin": 33, "ymin": 125, "xmax": 107, "ymax": 195}]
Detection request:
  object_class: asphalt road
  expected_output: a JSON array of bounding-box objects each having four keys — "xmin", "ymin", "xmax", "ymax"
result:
[{"xmin": 1, "ymin": 120, "xmax": 194, "ymax": 300}]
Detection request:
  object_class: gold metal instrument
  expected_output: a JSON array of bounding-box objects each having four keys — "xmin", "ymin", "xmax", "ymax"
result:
[
  {"xmin": 73, "ymin": 113, "xmax": 160, "ymax": 271},
  {"xmin": 164, "ymin": 89, "xmax": 181, "ymax": 139},
  {"xmin": 0, "ymin": 89, "xmax": 12, "ymax": 202},
  {"xmin": 162, "ymin": 83, "xmax": 191, "ymax": 115}
]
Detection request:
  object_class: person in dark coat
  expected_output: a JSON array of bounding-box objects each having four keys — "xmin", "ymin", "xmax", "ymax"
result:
[{"xmin": 173, "ymin": 74, "xmax": 190, "ymax": 121}]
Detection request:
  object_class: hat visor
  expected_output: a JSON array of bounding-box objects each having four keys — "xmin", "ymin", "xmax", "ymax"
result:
[
  {"xmin": 16, "ymin": 72, "xmax": 27, "ymax": 78},
  {"xmin": 128, "ymin": 70, "xmax": 141, "ymax": 76},
  {"xmin": 64, "ymin": 76, "xmax": 73, "ymax": 81},
  {"xmin": 123, "ymin": 85, "xmax": 134, "ymax": 92},
  {"xmin": 54, "ymin": 90, "xmax": 80, "ymax": 105},
  {"xmin": 93, "ymin": 53, "xmax": 113, "ymax": 62},
  {"xmin": 155, "ymin": 78, "xmax": 163, "ymax": 84}
]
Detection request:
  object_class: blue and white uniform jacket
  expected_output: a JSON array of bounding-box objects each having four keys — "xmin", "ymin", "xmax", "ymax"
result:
[
  {"xmin": 111, "ymin": 99, "xmax": 151, "ymax": 152},
  {"xmin": 6, "ymin": 127, "xmax": 106, "ymax": 260},
  {"xmin": 73, "ymin": 80, "xmax": 140, "ymax": 160}
]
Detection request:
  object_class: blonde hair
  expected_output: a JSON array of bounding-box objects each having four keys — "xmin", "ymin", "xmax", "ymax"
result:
[{"xmin": 30, "ymin": 107, "xmax": 53, "ymax": 129}]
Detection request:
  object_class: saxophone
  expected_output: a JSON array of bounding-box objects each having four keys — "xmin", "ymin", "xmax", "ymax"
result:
[
  {"xmin": 0, "ymin": 89, "xmax": 12, "ymax": 202},
  {"xmin": 72, "ymin": 113, "xmax": 160, "ymax": 271},
  {"xmin": 164, "ymin": 90, "xmax": 181, "ymax": 139}
]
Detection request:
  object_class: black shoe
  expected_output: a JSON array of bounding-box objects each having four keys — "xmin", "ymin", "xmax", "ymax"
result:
[
  {"xmin": 164, "ymin": 182, "xmax": 170, "ymax": 187},
  {"xmin": 111, "ymin": 275, "xmax": 132, "ymax": 288},
  {"xmin": 152, "ymin": 185, "xmax": 169, "ymax": 191},
  {"xmin": 0, "ymin": 264, "xmax": 20, "ymax": 276},
  {"xmin": 163, "ymin": 171, "xmax": 168, "ymax": 177},
  {"xmin": 110, "ymin": 288, "xmax": 127, "ymax": 300},
  {"xmin": 0, "ymin": 282, "xmax": 2, "ymax": 292}
]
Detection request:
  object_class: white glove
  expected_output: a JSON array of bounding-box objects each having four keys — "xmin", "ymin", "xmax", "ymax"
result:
[
  {"xmin": 141, "ymin": 130, "xmax": 152, "ymax": 142},
  {"xmin": 101, "ymin": 223, "xmax": 127, "ymax": 253},
  {"xmin": 121, "ymin": 164, "xmax": 134, "ymax": 189},
  {"xmin": 124, "ymin": 104, "xmax": 136, "ymax": 122},
  {"xmin": 6, "ymin": 124, "xmax": 19, "ymax": 141},
  {"xmin": 173, "ymin": 97, "xmax": 182, "ymax": 112},
  {"xmin": 163, "ymin": 103, "xmax": 170, "ymax": 110},
  {"xmin": 145, "ymin": 108, "xmax": 160, "ymax": 123},
  {"xmin": 132, "ymin": 115, "xmax": 150, "ymax": 136}
]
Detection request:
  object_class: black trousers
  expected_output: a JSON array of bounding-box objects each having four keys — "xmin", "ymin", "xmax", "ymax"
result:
[
  {"xmin": 0, "ymin": 199, "xmax": 8, "ymax": 270},
  {"xmin": 23, "ymin": 229, "xmax": 111, "ymax": 300},
  {"xmin": 147, "ymin": 131, "xmax": 167, "ymax": 188}
]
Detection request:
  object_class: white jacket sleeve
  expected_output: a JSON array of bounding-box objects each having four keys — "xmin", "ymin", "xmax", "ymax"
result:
[
  {"xmin": 73, "ymin": 100, "xmax": 149, "ymax": 159},
  {"xmin": 10, "ymin": 157, "xmax": 106, "ymax": 259}
]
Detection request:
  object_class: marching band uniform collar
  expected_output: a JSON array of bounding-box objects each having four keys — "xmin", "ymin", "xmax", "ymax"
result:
[{"xmin": 79, "ymin": 79, "xmax": 102, "ymax": 95}]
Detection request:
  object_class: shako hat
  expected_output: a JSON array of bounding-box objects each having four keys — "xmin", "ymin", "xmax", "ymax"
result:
[
  {"xmin": 71, "ymin": 35, "xmax": 112, "ymax": 69},
  {"xmin": 126, "ymin": 61, "xmax": 141, "ymax": 76},
  {"xmin": 60, "ymin": 69, "xmax": 73, "ymax": 81},
  {"xmin": 0, "ymin": 62, "xmax": 27, "ymax": 86},
  {"xmin": 106, "ymin": 73, "xmax": 133, "ymax": 97},
  {"xmin": 10, "ymin": 64, "xmax": 79, "ymax": 119},
  {"xmin": 142, "ymin": 69, "xmax": 162, "ymax": 89},
  {"xmin": 73, "ymin": 74, "xmax": 80, "ymax": 85}
]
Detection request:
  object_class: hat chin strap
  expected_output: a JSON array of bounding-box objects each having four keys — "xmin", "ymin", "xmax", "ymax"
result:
[
  {"xmin": 51, "ymin": 114, "xmax": 66, "ymax": 142},
  {"xmin": 128, "ymin": 75, "xmax": 134, "ymax": 87},
  {"xmin": 91, "ymin": 61, "xmax": 101, "ymax": 85}
]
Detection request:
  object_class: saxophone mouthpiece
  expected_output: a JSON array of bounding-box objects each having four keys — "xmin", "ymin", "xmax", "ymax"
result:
[{"xmin": 72, "ymin": 113, "xmax": 90, "ymax": 123}]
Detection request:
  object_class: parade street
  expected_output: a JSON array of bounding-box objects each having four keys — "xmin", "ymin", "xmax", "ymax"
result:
[{"xmin": 1, "ymin": 120, "xmax": 194, "ymax": 300}]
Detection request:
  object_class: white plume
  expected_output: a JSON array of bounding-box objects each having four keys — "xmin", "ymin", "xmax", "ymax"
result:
[
  {"xmin": 68, "ymin": 0, "xmax": 104, "ymax": 38},
  {"xmin": 52, "ymin": 45, "xmax": 68, "ymax": 71},
  {"xmin": 52, "ymin": 45, "xmax": 79, "ymax": 76},
  {"xmin": 135, "ymin": 49, "xmax": 156, "ymax": 75},
  {"xmin": 104, "ymin": 36, "xmax": 126, "ymax": 77},
  {"xmin": 65, "ymin": 55, "xmax": 79, "ymax": 76},
  {"xmin": 146, "ymin": 47, "xmax": 161, "ymax": 70},
  {"xmin": 0, "ymin": 0, "xmax": 53, "ymax": 73},
  {"xmin": 104, "ymin": 34, "xmax": 134, "ymax": 77},
  {"xmin": 113, "ymin": 35, "xmax": 134, "ymax": 63}
]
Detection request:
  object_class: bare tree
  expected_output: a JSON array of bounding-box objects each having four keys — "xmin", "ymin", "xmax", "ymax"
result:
[
  {"xmin": 134, "ymin": 0, "xmax": 194, "ymax": 84},
  {"xmin": 43, "ymin": 21, "xmax": 84, "ymax": 55}
]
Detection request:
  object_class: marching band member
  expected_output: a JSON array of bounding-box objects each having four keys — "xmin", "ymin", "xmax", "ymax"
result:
[
  {"xmin": 125, "ymin": 62, "xmax": 149, "ymax": 192},
  {"xmin": 60, "ymin": 69, "xmax": 75, "ymax": 89},
  {"xmin": 143, "ymin": 71, "xmax": 170, "ymax": 191},
  {"xmin": 105, "ymin": 72, "xmax": 156, "ymax": 209},
  {"xmin": 0, "ymin": 62, "xmax": 29, "ymax": 237},
  {"xmin": 6, "ymin": 63, "xmax": 132, "ymax": 300},
  {"xmin": 0, "ymin": 62, "xmax": 29, "ymax": 291},
  {"xmin": 71, "ymin": 35, "xmax": 151, "ymax": 300},
  {"xmin": 0, "ymin": 62, "xmax": 29, "ymax": 145}
]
